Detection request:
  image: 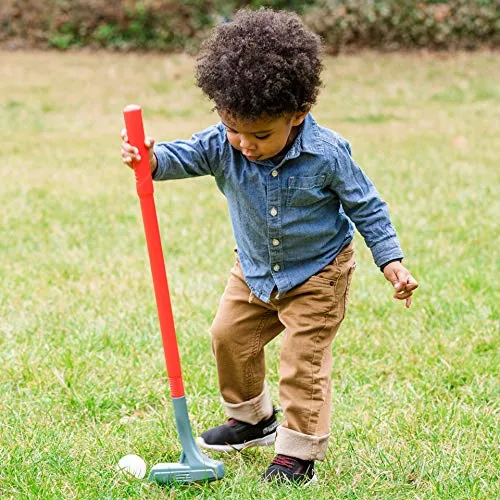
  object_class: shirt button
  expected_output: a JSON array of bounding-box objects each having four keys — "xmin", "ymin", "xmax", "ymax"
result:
[
  {"xmin": 272, "ymin": 239, "xmax": 280, "ymax": 246},
  {"xmin": 271, "ymin": 169, "xmax": 278, "ymax": 177},
  {"xmin": 273, "ymin": 264, "xmax": 280, "ymax": 272},
  {"xmin": 270, "ymin": 207, "xmax": 278, "ymax": 217}
]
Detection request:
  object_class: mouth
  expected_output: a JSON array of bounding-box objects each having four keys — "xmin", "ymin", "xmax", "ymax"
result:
[{"xmin": 243, "ymin": 153, "xmax": 260, "ymax": 161}]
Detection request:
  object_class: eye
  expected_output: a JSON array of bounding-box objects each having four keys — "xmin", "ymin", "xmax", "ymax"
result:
[{"xmin": 255, "ymin": 134, "xmax": 271, "ymax": 140}]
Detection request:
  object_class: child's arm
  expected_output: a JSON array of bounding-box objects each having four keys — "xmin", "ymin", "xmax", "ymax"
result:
[
  {"xmin": 330, "ymin": 140, "xmax": 419, "ymax": 307},
  {"xmin": 121, "ymin": 125, "xmax": 224, "ymax": 180}
]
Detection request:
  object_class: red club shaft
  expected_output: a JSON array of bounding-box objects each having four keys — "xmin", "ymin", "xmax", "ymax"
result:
[{"xmin": 123, "ymin": 104, "xmax": 184, "ymax": 398}]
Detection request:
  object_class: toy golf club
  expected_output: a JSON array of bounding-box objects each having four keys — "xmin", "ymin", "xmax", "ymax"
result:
[{"xmin": 123, "ymin": 104, "xmax": 225, "ymax": 484}]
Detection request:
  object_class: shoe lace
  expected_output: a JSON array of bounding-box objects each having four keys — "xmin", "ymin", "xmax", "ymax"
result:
[{"xmin": 271, "ymin": 454, "xmax": 297, "ymax": 469}]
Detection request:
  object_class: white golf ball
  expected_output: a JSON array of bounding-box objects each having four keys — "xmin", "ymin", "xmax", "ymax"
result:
[{"xmin": 117, "ymin": 454, "xmax": 147, "ymax": 479}]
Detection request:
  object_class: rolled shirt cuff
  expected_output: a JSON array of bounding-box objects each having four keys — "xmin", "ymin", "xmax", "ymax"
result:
[{"xmin": 370, "ymin": 236, "xmax": 404, "ymax": 268}]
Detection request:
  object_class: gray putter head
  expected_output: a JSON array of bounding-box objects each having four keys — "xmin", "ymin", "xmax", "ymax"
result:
[{"xmin": 149, "ymin": 396, "xmax": 225, "ymax": 484}]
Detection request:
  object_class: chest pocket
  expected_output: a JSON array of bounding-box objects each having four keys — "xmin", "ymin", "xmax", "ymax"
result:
[{"xmin": 287, "ymin": 175, "xmax": 327, "ymax": 207}]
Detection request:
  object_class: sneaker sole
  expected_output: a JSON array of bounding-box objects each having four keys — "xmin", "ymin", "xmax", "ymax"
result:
[
  {"xmin": 303, "ymin": 473, "xmax": 318, "ymax": 487},
  {"xmin": 262, "ymin": 473, "xmax": 318, "ymax": 487},
  {"xmin": 196, "ymin": 432, "xmax": 276, "ymax": 452}
]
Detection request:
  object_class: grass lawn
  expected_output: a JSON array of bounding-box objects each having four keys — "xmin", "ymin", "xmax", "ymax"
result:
[{"xmin": 0, "ymin": 49, "xmax": 498, "ymax": 498}]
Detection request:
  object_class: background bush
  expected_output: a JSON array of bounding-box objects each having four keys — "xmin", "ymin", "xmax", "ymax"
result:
[
  {"xmin": 0, "ymin": 0, "xmax": 215, "ymax": 51},
  {"xmin": 305, "ymin": 0, "xmax": 500, "ymax": 53},
  {"xmin": 0, "ymin": 0, "xmax": 498, "ymax": 52}
]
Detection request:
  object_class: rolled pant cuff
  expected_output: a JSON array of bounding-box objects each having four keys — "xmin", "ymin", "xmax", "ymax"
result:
[
  {"xmin": 221, "ymin": 386, "xmax": 273, "ymax": 425},
  {"xmin": 275, "ymin": 425, "xmax": 330, "ymax": 461}
]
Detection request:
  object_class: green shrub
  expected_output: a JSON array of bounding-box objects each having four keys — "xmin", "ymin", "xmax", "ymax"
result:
[
  {"xmin": 304, "ymin": 0, "xmax": 499, "ymax": 53},
  {"xmin": 0, "ymin": 0, "xmax": 498, "ymax": 52},
  {"xmin": 0, "ymin": 0, "xmax": 216, "ymax": 51},
  {"xmin": 226, "ymin": 0, "xmax": 316, "ymax": 13}
]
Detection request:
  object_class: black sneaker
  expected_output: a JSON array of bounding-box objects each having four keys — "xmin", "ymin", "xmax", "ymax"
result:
[
  {"xmin": 262, "ymin": 454, "xmax": 317, "ymax": 485},
  {"xmin": 196, "ymin": 409, "xmax": 279, "ymax": 452}
]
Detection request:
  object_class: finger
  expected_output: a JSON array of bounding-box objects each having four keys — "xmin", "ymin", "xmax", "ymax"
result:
[
  {"xmin": 385, "ymin": 268, "xmax": 401, "ymax": 291},
  {"xmin": 122, "ymin": 157, "xmax": 134, "ymax": 169},
  {"xmin": 406, "ymin": 276, "xmax": 419, "ymax": 290},
  {"xmin": 145, "ymin": 136, "xmax": 155, "ymax": 149},
  {"xmin": 405, "ymin": 296, "xmax": 412, "ymax": 308},
  {"xmin": 394, "ymin": 270, "xmax": 411, "ymax": 291},
  {"xmin": 122, "ymin": 146, "xmax": 141, "ymax": 162},
  {"xmin": 121, "ymin": 128, "xmax": 128, "ymax": 142},
  {"xmin": 121, "ymin": 147, "xmax": 139, "ymax": 162},
  {"xmin": 393, "ymin": 290, "xmax": 413, "ymax": 300},
  {"xmin": 122, "ymin": 143, "xmax": 138, "ymax": 155},
  {"xmin": 123, "ymin": 154, "xmax": 141, "ymax": 165},
  {"xmin": 399, "ymin": 276, "xmax": 418, "ymax": 294}
]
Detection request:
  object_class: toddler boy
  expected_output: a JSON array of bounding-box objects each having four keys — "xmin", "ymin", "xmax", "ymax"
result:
[{"xmin": 121, "ymin": 9, "xmax": 418, "ymax": 485}]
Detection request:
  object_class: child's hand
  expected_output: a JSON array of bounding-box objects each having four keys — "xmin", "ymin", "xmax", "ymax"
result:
[
  {"xmin": 120, "ymin": 128, "xmax": 157, "ymax": 173},
  {"xmin": 383, "ymin": 261, "xmax": 419, "ymax": 308}
]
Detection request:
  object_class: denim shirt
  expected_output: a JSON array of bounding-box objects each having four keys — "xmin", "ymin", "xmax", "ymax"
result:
[{"xmin": 153, "ymin": 114, "xmax": 403, "ymax": 303}]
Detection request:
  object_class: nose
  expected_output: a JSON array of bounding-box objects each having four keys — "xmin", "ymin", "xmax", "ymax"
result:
[{"xmin": 239, "ymin": 135, "xmax": 256, "ymax": 151}]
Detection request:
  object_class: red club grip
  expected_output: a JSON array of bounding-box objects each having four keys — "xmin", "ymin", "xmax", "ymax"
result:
[{"xmin": 123, "ymin": 104, "xmax": 184, "ymax": 398}]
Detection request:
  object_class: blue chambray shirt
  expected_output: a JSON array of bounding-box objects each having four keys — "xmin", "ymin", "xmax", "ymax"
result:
[{"xmin": 153, "ymin": 114, "xmax": 403, "ymax": 303}]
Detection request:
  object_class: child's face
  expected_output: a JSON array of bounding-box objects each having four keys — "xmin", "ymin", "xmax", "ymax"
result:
[{"xmin": 218, "ymin": 110, "xmax": 308, "ymax": 161}]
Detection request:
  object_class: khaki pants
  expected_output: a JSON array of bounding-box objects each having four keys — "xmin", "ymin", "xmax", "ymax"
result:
[{"xmin": 210, "ymin": 242, "xmax": 356, "ymax": 461}]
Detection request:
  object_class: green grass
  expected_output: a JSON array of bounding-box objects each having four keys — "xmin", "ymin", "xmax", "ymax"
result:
[{"xmin": 0, "ymin": 50, "xmax": 498, "ymax": 498}]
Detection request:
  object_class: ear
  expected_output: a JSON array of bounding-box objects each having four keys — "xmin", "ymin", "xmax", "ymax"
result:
[{"xmin": 290, "ymin": 107, "xmax": 310, "ymax": 126}]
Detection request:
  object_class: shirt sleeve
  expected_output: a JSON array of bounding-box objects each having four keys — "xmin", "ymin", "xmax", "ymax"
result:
[
  {"xmin": 329, "ymin": 140, "xmax": 404, "ymax": 267},
  {"xmin": 152, "ymin": 123, "xmax": 225, "ymax": 181}
]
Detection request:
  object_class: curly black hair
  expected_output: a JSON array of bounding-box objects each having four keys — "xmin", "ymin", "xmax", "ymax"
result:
[{"xmin": 196, "ymin": 9, "xmax": 323, "ymax": 120}]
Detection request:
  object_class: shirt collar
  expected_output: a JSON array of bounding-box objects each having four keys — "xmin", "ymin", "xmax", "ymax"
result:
[
  {"xmin": 296, "ymin": 113, "xmax": 323, "ymax": 156},
  {"xmin": 252, "ymin": 113, "xmax": 324, "ymax": 167},
  {"xmin": 272, "ymin": 113, "xmax": 324, "ymax": 165}
]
